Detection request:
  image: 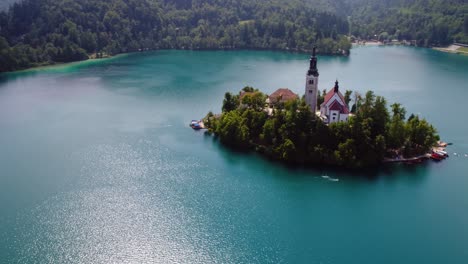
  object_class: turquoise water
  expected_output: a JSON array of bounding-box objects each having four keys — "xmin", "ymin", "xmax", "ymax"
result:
[{"xmin": 0, "ymin": 47, "xmax": 467, "ymax": 263}]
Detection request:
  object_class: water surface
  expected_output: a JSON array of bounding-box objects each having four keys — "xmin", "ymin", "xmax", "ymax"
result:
[{"xmin": 1, "ymin": 47, "xmax": 468, "ymax": 263}]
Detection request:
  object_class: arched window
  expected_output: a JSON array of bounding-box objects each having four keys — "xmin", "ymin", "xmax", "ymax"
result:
[{"xmin": 309, "ymin": 80, "xmax": 314, "ymax": 84}]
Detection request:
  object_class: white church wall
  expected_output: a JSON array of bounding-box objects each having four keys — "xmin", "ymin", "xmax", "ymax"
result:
[{"xmin": 339, "ymin": 113, "xmax": 349, "ymax": 122}]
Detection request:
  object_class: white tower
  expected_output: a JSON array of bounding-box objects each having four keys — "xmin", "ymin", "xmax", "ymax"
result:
[{"xmin": 305, "ymin": 47, "xmax": 319, "ymax": 113}]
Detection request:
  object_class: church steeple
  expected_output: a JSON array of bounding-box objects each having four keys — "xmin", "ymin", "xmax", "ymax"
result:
[
  {"xmin": 307, "ymin": 47, "xmax": 319, "ymax": 77},
  {"xmin": 305, "ymin": 46, "xmax": 319, "ymax": 114},
  {"xmin": 334, "ymin": 80, "xmax": 339, "ymax": 93}
]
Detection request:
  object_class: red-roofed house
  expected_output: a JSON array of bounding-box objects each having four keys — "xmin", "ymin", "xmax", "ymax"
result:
[
  {"xmin": 267, "ymin": 88, "xmax": 298, "ymax": 105},
  {"xmin": 320, "ymin": 81, "xmax": 350, "ymax": 123}
]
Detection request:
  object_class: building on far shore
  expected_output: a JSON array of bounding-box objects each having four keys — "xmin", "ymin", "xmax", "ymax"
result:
[
  {"xmin": 320, "ymin": 80, "xmax": 349, "ymax": 123},
  {"xmin": 267, "ymin": 88, "xmax": 298, "ymax": 106}
]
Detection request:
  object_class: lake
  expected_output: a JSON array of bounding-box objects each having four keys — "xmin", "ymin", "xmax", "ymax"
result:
[{"xmin": 1, "ymin": 46, "xmax": 468, "ymax": 263}]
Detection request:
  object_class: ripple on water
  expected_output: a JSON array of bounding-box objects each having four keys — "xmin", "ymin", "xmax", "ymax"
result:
[{"xmin": 9, "ymin": 140, "xmax": 262, "ymax": 264}]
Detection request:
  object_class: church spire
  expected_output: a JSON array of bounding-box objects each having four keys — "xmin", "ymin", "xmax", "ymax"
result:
[
  {"xmin": 334, "ymin": 80, "xmax": 339, "ymax": 92},
  {"xmin": 307, "ymin": 46, "xmax": 319, "ymax": 77}
]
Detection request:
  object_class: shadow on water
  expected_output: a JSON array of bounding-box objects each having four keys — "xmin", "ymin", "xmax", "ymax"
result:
[
  {"xmin": 204, "ymin": 132, "xmax": 431, "ymax": 184},
  {"xmin": 0, "ymin": 53, "xmax": 135, "ymax": 86}
]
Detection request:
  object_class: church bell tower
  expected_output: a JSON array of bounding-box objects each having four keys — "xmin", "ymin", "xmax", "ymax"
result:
[{"xmin": 305, "ymin": 47, "xmax": 319, "ymax": 113}]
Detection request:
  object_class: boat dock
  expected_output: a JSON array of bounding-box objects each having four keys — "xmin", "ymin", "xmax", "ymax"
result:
[
  {"xmin": 383, "ymin": 154, "xmax": 430, "ymax": 164},
  {"xmin": 384, "ymin": 140, "xmax": 451, "ymax": 164}
]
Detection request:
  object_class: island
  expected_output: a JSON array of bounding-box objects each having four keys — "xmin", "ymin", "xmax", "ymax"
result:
[{"xmin": 202, "ymin": 48, "xmax": 441, "ymax": 168}]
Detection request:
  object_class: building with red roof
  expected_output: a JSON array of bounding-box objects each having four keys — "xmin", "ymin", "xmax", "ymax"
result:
[
  {"xmin": 267, "ymin": 88, "xmax": 298, "ymax": 105},
  {"xmin": 319, "ymin": 81, "xmax": 350, "ymax": 123}
]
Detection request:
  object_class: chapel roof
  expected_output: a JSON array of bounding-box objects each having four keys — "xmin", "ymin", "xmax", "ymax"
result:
[{"xmin": 320, "ymin": 81, "xmax": 349, "ymax": 114}]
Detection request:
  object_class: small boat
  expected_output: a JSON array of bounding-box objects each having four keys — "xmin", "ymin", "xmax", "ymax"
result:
[
  {"xmin": 430, "ymin": 152, "xmax": 444, "ymax": 161},
  {"xmin": 190, "ymin": 120, "xmax": 203, "ymax": 130},
  {"xmin": 321, "ymin": 175, "xmax": 339, "ymax": 182},
  {"xmin": 435, "ymin": 150, "xmax": 448, "ymax": 157}
]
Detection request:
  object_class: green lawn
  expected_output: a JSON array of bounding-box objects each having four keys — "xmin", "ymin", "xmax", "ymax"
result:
[{"xmin": 457, "ymin": 46, "xmax": 468, "ymax": 53}]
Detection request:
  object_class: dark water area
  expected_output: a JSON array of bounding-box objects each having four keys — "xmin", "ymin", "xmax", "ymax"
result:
[{"xmin": 0, "ymin": 47, "xmax": 467, "ymax": 263}]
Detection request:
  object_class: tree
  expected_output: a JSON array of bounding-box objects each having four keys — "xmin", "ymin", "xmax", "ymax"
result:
[
  {"xmin": 0, "ymin": 36, "xmax": 8, "ymax": 49},
  {"xmin": 278, "ymin": 139, "xmax": 296, "ymax": 161},
  {"xmin": 344, "ymin": 90, "xmax": 352, "ymax": 108},
  {"xmin": 464, "ymin": 15, "xmax": 468, "ymax": 35},
  {"xmin": 335, "ymin": 138, "xmax": 356, "ymax": 166},
  {"xmin": 222, "ymin": 92, "xmax": 239, "ymax": 112},
  {"xmin": 217, "ymin": 110, "xmax": 250, "ymax": 148},
  {"xmin": 390, "ymin": 103, "xmax": 406, "ymax": 120}
]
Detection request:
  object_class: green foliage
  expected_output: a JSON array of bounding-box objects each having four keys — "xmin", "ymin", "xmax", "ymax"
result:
[
  {"xmin": 0, "ymin": 0, "xmax": 352, "ymax": 72},
  {"xmin": 207, "ymin": 87, "xmax": 440, "ymax": 168},
  {"xmin": 215, "ymin": 110, "xmax": 250, "ymax": 148},
  {"xmin": 241, "ymin": 92, "xmax": 266, "ymax": 111},
  {"xmin": 344, "ymin": 0, "xmax": 468, "ymax": 46},
  {"xmin": 222, "ymin": 92, "xmax": 239, "ymax": 113},
  {"xmin": 344, "ymin": 90, "xmax": 352, "ymax": 108}
]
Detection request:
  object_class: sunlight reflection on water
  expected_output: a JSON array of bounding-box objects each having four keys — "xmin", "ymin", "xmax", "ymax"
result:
[{"xmin": 11, "ymin": 141, "xmax": 240, "ymax": 263}]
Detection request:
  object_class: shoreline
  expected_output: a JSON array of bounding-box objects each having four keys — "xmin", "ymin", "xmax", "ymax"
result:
[
  {"xmin": 208, "ymin": 134, "xmax": 444, "ymax": 169},
  {"xmin": 0, "ymin": 47, "xmax": 350, "ymax": 74},
  {"xmin": 0, "ymin": 54, "xmax": 129, "ymax": 75},
  {"xmin": 433, "ymin": 44, "xmax": 468, "ymax": 55},
  {"xmin": 5, "ymin": 43, "xmax": 465, "ymax": 75},
  {"xmin": 353, "ymin": 40, "xmax": 468, "ymax": 56}
]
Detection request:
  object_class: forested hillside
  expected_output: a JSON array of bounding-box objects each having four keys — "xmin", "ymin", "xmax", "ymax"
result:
[
  {"xmin": 0, "ymin": 0, "xmax": 351, "ymax": 72},
  {"xmin": 1, "ymin": 0, "xmax": 466, "ymax": 72},
  {"xmin": 341, "ymin": 0, "xmax": 468, "ymax": 46}
]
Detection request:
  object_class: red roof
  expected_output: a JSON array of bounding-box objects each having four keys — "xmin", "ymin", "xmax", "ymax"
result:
[
  {"xmin": 321, "ymin": 86, "xmax": 349, "ymax": 114},
  {"xmin": 328, "ymin": 100, "xmax": 350, "ymax": 114},
  {"xmin": 268, "ymin": 88, "xmax": 298, "ymax": 103}
]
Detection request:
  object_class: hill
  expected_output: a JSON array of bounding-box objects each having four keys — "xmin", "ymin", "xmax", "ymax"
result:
[
  {"xmin": 317, "ymin": 0, "xmax": 468, "ymax": 46},
  {"xmin": 0, "ymin": 0, "xmax": 351, "ymax": 72}
]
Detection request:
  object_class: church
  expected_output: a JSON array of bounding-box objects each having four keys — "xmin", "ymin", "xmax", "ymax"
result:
[{"xmin": 304, "ymin": 47, "xmax": 350, "ymax": 123}]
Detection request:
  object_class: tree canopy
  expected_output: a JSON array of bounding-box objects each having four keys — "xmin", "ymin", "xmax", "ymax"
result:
[
  {"xmin": 340, "ymin": 0, "xmax": 468, "ymax": 46},
  {"xmin": 0, "ymin": 0, "xmax": 352, "ymax": 72}
]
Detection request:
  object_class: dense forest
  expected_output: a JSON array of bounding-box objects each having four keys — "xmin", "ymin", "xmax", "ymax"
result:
[
  {"xmin": 1, "ymin": 0, "xmax": 466, "ymax": 72},
  {"xmin": 0, "ymin": 0, "xmax": 351, "ymax": 72},
  {"xmin": 204, "ymin": 87, "xmax": 439, "ymax": 168},
  {"xmin": 343, "ymin": 0, "xmax": 468, "ymax": 46}
]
